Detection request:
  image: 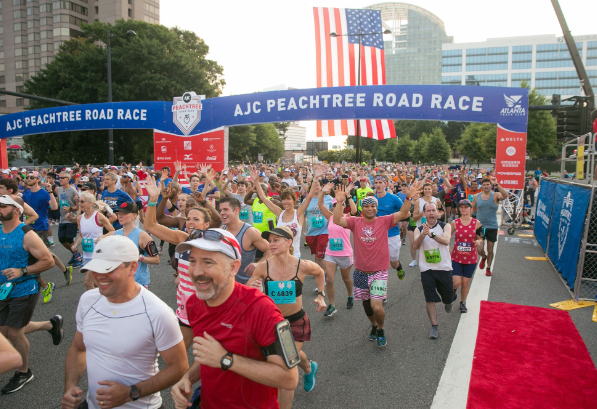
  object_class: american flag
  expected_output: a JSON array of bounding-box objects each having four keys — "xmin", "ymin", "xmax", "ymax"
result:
[{"xmin": 313, "ymin": 7, "xmax": 396, "ymax": 140}]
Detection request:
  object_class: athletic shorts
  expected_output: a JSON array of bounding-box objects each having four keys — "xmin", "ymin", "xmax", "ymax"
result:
[
  {"xmin": 0, "ymin": 292, "xmax": 40, "ymax": 328},
  {"xmin": 324, "ymin": 254, "xmax": 353, "ymax": 269},
  {"xmin": 34, "ymin": 229, "xmax": 49, "ymax": 246},
  {"xmin": 420, "ymin": 269, "xmax": 453, "ymax": 304},
  {"xmin": 286, "ymin": 309, "xmax": 311, "ymax": 342},
  {"xmin": 407, "ymin": 224, "xmax": 417, "ymax": 232},
  {"xmin": 306, "ymin": 234, "xmax": 328, "ymax": 259},
  {"xmin": 58, "ymin": 223, "xmax": 78, "ymax": 241},
  {"xmin": 48, "ymin": 209, "xmax": 61, "ymax": 221},
  {"xmin": 451, "ymin": 261, "xmax": 477, "ymax": 279},
  {"xmin": 388, "ymin": 235, "xmax": 402, "ymax": 262},
  {"xmin": 353, "ymin": 269, "xmax": 388, "ymax": 301},
  {"xmin": 483, "ymin": 228, "xmax": 498, "ymax": 243}
]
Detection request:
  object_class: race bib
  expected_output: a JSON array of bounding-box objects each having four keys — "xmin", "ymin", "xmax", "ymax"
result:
[
  {"xmin": 329, "ymin": 238, "xmax": 344, "ymax": 251},
  {"xmin": 82, "ymin": 238, "xmax": 94, "ymax": 253},
  {"xmin": 239, "ymin": 208, "xmax": 249, "ymax": 220},
  {"xmin": 409, "ymin": 217, "xmax": 417, "ymax": 227},
  {"xmin": 267, "ymin": 280, "xmax": 296, "ymax": 304},
  {"xmin": 59, "ymin": 199, "xmax": 69, "ymax": 208},
  {"xmin": 253, "ymin": 211, "xmax": 263, "ymax": 224},
  {"xmin": 457, "ymin": 242, "xmax": 473, "ymax": 252},
  {"xmin": 468, "ymin": 194, "xmax": 474, "ymax": 202},
  {"xmin": 311, "ymin": 216, "xmax": 325, "ymax": 228},
  {"xmin": 0, "ymin": 282, "xmax": 13, "ymax": 301},
  {"xmin": 424, "ymin": 248, "xmax": 442, "ymax": 264},
  {"xmin": 370, "ymin": 279, "xmax": 387, "ymax": 297},
  {"xmin": 421, "ymin": 216, "xmax": 427, "ymax": 224}
]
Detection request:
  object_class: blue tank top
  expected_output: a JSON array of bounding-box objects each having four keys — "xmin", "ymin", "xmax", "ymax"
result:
[
  {"xmin": 0, "ymin": 223, "xmax": 38, "ymax": 298},
  {"xmin": 476, "ymin": 192, "xmax": 499, "ymax": 229},
  {"xmin": 224, "ymin": 223, "xmax": 256, "ymax": 284},
  {"xmin": 115, "ymin": 227, "xmax": 150, "ymax": 285}
]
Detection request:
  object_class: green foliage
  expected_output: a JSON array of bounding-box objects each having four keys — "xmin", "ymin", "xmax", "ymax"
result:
[
  {"xmin": 395, "ymin": 135, "xmax": 415, "ymax": 163},
  {"xmin": 317, "ymin": 149, "xmax": 372, "ymax": 163},
  {"xmin": 380, "ymin": 139, "xmax": 399, "ymax": 162},
  {"xmin": 424, "ymin": 128, "xmax": 452, "ymax": 164},
  {"xmin": 458, "ymin": 123, "xmax": 497, "ymax": 165},
  {"xmin": 394, "ymin": 120, "xmax": 442, "ymax": 141},
  {"xmin": 273, "ymin": 122, "xmax": 290, "ymax": 139},
  {"xmin": 228, "ymin": 124, "xmax": 284, "ymax": 162},
  {"xmin": 23, "ymin": 19, "xmax": 225, "ymax": 164},
  {"xmin": 444, "ymin": 121, "xmax": 469, "ymax": 148},
  {"xmin": 412, "ymin": 134, "xmax": 429, "ymax": 163},
  {"xmin": 525, "ymin": 84, "xmax": 557, "ymax": 158}
]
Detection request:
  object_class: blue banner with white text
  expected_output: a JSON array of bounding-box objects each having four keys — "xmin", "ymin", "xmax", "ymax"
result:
[
  {"xmin": 547, "ymin": 184, "xmax": 592, "ymax": 289},
  {"xmin": 534, "ymin": 179, "xmax": 557, "ymax": 252}
]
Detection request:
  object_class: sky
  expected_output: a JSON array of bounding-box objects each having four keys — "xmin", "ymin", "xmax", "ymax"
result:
[{"xmin": 161, "ymin": 1, "xmax": 596, "ymax": 141}]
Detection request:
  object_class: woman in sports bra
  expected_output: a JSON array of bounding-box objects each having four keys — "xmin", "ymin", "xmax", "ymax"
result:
[{"xmin": 247, "ymin": 226, "xmax": 326, "ymax": 409}]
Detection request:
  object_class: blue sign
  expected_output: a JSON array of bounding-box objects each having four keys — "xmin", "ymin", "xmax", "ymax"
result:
[
  {"xmin": 0, "ymin": 85, "xmax": 528, "ymax": 139},
  {"xmin": 534, "ymin": 179, "xmax": 557, "ymax": 252},
  {"xmin": 547, "ymin": 184, "xmax": 592, "ymax": 289}
]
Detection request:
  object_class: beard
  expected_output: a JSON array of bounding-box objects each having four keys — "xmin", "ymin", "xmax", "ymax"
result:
[
  {"xmin": 0, "ymin": 210, "xmax": 15, "ymax": 222},
  {"xmin": 193, "ymin": 270, "xmax": 230, "ymax": 301}
]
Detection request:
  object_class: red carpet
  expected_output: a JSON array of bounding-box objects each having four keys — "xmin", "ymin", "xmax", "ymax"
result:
[{"xmin": 467, "ymin": 301, "xmax": 597, "ymax": 409}]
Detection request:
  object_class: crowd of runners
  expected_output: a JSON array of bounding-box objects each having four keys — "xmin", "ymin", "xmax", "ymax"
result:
[{"xmin": 0, "ymin": 160, "xmax": 520, "ymax": 408}]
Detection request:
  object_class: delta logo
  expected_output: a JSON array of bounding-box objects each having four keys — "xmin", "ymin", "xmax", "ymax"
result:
[
  {"xmin": 206, "ymin": 156, "xmax": 217, "ymax": 160},
  {"xmin": 500, "ymin": 95, "xmax": 526, "ymax": 116}
]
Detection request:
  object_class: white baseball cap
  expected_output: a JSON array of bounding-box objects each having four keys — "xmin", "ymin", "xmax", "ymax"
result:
[
  {"xmin": 91, "ymin": 168, "xmax": 100, "ymax": 173},
  {"xmin": 176, "ymin": 228, "xmax": 241, "ymax": 260},
  {"xmin": 11, "ymin": 167, "xmax": 17, "ymax": 171},
  {"xmin": 80, "ymin": 176, "xmax": 89, "ymax": 182},
  {"xmin": 126, "ymin": 172, "xmax": 134, "ymax": 179},
  {"xmin": 284, "ymin": 168, "xmax": 291, "ymax": 172},
  {"xmin": 0, "ymin": 195, "xmax": 24, "ymax": 213},
  {"xmin": 65, "ymin": 167, "xmax": 72, "ymax": 172},
  {"xmin": 1, "ymin": 170, "xmax": 9, "ymax": 174},
  {"xmin": 81, "ymin": 236, "xmax": 139, "ymax": 274}
]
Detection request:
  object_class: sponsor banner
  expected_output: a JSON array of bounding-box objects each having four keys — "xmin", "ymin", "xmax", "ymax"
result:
[
  {"xmin": 547, "ymin": 183, "xmax": 592, "ymax": 289},
  {"xmin": 1, "ymin": 85, "xmax": 529, "ymax": 139},
  {"xmin": 153, "ymin": 127, "xmax": 227, "ymax": 173},
  {"xmin": 534, "ymin": 179, "xmax": 557, "ymax": 252},
  {"xmin": 495, "ymin": 126, "xmax": 527, "ymax": 189}
]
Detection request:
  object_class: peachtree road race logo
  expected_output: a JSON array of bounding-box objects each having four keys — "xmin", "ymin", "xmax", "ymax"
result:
[
  {"xmin": 500, "ymin": 94, "xmax": 526, "ymax": 116},
  {"xmin": 172, "ymin": 92, "xmax": 204, "ymax": 136},
  {"xmin": 558, "ymin": 191, "xmax": 574, "ymax": 258}
]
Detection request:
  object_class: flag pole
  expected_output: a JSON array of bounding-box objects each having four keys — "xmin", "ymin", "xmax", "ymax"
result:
[{"xmin": 356, "ymin": 27, "xmax": 362, "ymax": 165}]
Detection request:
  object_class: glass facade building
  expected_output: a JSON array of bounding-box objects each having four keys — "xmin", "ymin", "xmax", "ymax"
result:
[
  {"xmin": 441, "ymin": 34, "xmax": 597, "ymax": 99},
  {"xmin": 365, "ymin": 2, "xmax": 453, "ymax": 85}
]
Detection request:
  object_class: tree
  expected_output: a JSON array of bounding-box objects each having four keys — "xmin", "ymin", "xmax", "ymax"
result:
[
  {"xmin": 412, "ymin": 134, "xmax": 429, "ymax": 163},
  {"xmin": 394, "ymin": 120, "xmax": 445, "ymax": 141},
  {"xmin": 251, "ymin": 124, "xmax": 284, "ymax": 162},
  {"xmin": 424, "ymin": 128, "xmax": 451, "ymax": 164},
  {"xmin": 380, "ymin": 138, "xmax": 399, "ymax": 162},
  {"xmin": 524, "ymin": 82, "xmax": 557, "ymax": 158},
  {"xmin": 274, "ymin": 122, "xmax": 290, "ymax": 139},
  {"xmin": 23, "ymin": 19, "xmax": 225, "ymax": 164},
  {"xmin": 228, "ymin": 125, "xmax": 256, "ymax": 162},
  {"xmin": 317, "ymin": 148, "xmax": 371, "ymax": 163},
  {"xmin": 395, "ymin": 135, "xmax": 415, "ymax": 163},
  {"xmin": 458, "ymin": 123, "xmax": 496, "ymax": 165},
  {"xmin": 444, "ymin": 121, "xmax": 469, "ymax": 149},
  {"xmin": 346, "ymin": 135, "xmax": 388, "ymax": 159}
]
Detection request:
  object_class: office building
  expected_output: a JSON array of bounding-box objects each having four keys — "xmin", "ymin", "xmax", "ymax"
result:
[
  {"xmin": 441, "ymin": 34, "xmax": 597, "ymax": 99},
  {"xmin": 365, "ymin": 2, "xmax": 453, "ymax": 85},
  {"xmin": 0, "ymin": 0, "xmax": 160, "ymax": 112}
]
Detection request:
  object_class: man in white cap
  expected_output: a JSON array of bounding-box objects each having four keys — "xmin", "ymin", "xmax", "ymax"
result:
[
  {"xmin": 281, "ymin": 168, "xmax": 297, "ymax": 189},
  {"xmin": 62, "ymin": 235, "xmax": 188, "ymax": 409},
  {"xmin": 171, "ymin": 228, "xmax": 298, "ymax": 409},
  {"xmin": 90, "ymin": 168, "xmax": 102, "ymax": 193}
]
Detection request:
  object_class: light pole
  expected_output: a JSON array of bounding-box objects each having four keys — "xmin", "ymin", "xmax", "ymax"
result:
[
  {"xmin": 330, "ymin": 29, "xmax": 391, "ymax": 164},
  {"xmin": 107, "ymin": 29, "xmax": 136, "ymax": 165}
]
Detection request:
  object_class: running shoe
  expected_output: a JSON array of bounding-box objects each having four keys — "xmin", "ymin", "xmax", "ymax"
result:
[
  {"xmin": 402, "ymin": 239, "xmax": 406, "ymax": 246},
  {"xmin": 1, "ymin": 369, "xmax": 34, "ymax": 394},
  {"xmin": 47, "ymin": 236, "xmax": 55, "ymax": 247},
  {"xmin": 376, "ymin": 329, "xmax": 387, "ymax": 347},
  {"xmin": 303, "ymin": 360, "xmax": 318, "ymax": 392},
  {"xmin": 429, "ymin": 326, "xmax": 439, "ymax": 339},
  {"xmin": 346, "ymin": 296, "xmax": 354, "ymax": 309},
  {"xmin": 397, "ymin": 267, "xmax": 405, "ymax": 280},
  {"xmin": 323, "ymin": 304, "xmax": 336, "ymax": 317},
  {"xmin": 66, "ymin": 255, "xmax": 75, "ymax": 266},
  {"xmin": 368, "ymin": 325, "xmax": 378, "ymax": 341},
  {"xmin": 486, "ymin": 268, "xmax": 492, "ymax": 277},
  {"xmin": 408, "ymin": 260, "xmax": 417, "ymax": 267},
  {"xmin": 445, "ymin": 303, "xmax": 453, "ymax": 313},
  {"xmin": 460, "ymin": 302, "xmax": 468, "ymax": 313},
  {"xmin": 63, "ymin": 266, "xmax": 73, "ymax": 285},
  {"xmin": 479, "ymin": 256, "xmax": 487, "ymax": 270},
  {"xmin": 49, "ymin": 315, "xmax": 64, "ymax": 345},
  {"xmin": 42, "ymin": 282, "xmax": 55, "ymax": 304},
  {"xmin": 71, "ymin": 259, "xmax": 83, "ymax": 268},
  {"xmin": 303, "ymin": 241, "xmax": 309, "ymax": 247}
]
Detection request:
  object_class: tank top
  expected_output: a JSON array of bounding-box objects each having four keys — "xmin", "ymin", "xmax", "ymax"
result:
[
  {"xmin": 79, "ymin": 211, "xmax": 104, "ymax": 260},
  {"xmin": 276, "ymin": 209, "xmax": 302, "ymax": 258},
  {"xmin": 252, "ymin": 198, "xmax": 276, "ymax": 233},
  {"xmin": 451, "ymin": 218, "xmax": 479, "ymax": 265},
  {"xmin": 115, "ymin": 227, "xmax": 150, "ymax": 285},
  {"xmin": 417, "ymin": 196, "xmax": 439, "ymax": 227},
  {"xmin": 417, "ymin": 221, "xmax": 452, "ymax": 272},
  {"xmin": 326, "ymin": 215, "xmax": 353, "ymax": 259},
  {"xmin": 224, "ymin": 223, "xmax": 256, "ymax": 284},
  {"xmin": 476, "ymin": 192, "xmax": 498, "ymax": 229},
  {"xmin": 264, "ymin": 259, "xmax": 303, "ymax": 297},
  {"xmin": 176, "ymin": 234, "xmax": 193, "ymax": 325},
  {"xmin": 0, "ymin": 223, "xmax": 37, "ymax": 298}
]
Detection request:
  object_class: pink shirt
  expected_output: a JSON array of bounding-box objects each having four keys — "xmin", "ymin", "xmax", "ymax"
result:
[
  {"xmin": 326, "ymin": 215, "xmax": 353, "ymax": 258},
  {"xmin": 345, "ymin": 214, "xmax": 396, "ymax": 272}
]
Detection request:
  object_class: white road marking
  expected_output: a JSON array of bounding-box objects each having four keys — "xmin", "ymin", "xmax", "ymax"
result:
[{"xmin": 430, "ymin": 215, "xmax": 501, "ymax": 409}]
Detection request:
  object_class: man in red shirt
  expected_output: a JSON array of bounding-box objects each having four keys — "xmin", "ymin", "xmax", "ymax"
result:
[{"xmin": 171, "ymin": 228, "xmax": 298, "ymax": 409}]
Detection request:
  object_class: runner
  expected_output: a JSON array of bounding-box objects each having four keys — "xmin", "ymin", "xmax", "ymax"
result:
[
  {"xmin": 318, "ymin": 183, "xmax": 356, "ymax": 315},
  {"xmin": 411, "ymin": 183, "xmax": 440, "ymax": 267},
  {"xmin": 247, "ymin": 226, "xmax": 326, "ymax": 408},
  {"xmin": 0, "ymin": 195, "xmax": 62, "ymax": 394},
  {"xmin": 333, "ymin": 183, "xmax": 418, "ymax": 347},
  {"xmin": 72, "ymin": 192, "xmax": 114, "ymax": 291},
  {"xmin": 355, "ymin": 176, "xmax": 373, "ymax": 212},
  {"xmin": 450, "ymin": 199, "xmax": 483, "ymax": 313},
  {"xmin": 412, "ymin": 201, "xmax": 453, "ymax": 339},
  {"xmin": 396, "ymin": 183, "xmax": 409, "ymax": 244},
  {"xmin": 472, "ymin": 177, "xmax": 508, "ymax": 276},
  {"xmin": 56, "ymin": 172, "xmax": 83, "ymax": 274},
  {"xmin": 304, "ymin": 168, "xmax": 332, "ymax": 272},
  {"xmin": 100, "ymin": 172, "xmax": 133, "ymax": 229}
]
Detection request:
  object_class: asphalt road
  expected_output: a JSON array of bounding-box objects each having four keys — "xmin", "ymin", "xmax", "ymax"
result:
[{"xmin": 0, "ymin": 222, "xmax": 595, "ymax": 409}]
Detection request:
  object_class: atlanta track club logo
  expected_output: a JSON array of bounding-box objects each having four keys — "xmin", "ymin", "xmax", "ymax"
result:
[
  {"xmin": 500, "ymin": 94, "xmax": 526, "ymax": 116},
  {"xmin": 172, "ymin": 92, "xmax": 203, "ymax": 136}
]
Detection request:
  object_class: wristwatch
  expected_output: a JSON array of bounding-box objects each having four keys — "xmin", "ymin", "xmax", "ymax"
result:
[
  {"xmin": 130, "ymin": 384, "xmax": 140, "ymax": 401},
  {"xmin": 221, "ymin": 352, "xmax": 234, "ymax": 371},
  {"xmin": 430, "ymin": 232, "xmax": 436, "ymax": 239},
  {"xmin": 22, "ymin": 267, "xmax": 28, "ymax": 276},
  {"xmin": 317, "ymin": 291, "xmax": 325, "ymax": 297}
]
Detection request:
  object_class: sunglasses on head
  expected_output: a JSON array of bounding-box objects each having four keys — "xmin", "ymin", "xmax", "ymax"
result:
[{"xmin": 188, "ymin": 229, "xmax": 238, "ymax": 259}]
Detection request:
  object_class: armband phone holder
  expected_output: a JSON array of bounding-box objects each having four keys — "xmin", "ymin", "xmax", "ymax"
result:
[{"xmin": 261, "ymin": 320, "xmax": 300, "ymax": 368}]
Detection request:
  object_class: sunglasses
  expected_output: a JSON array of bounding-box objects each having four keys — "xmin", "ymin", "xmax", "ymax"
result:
[
  {"xmin": 0, "ymin": 204, "xmax": 16, "ymax": 209},
  {"xmin": 59, "ymin": 176, "xmax": 69, "ymax": 179},
  {"xmin": 27, "ymin": 176, "xmax": 38, "ymax": 180},
  {"xmin": 188, "ymin": 229, "xmax": 238, "ymax": 259}
]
